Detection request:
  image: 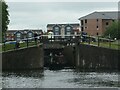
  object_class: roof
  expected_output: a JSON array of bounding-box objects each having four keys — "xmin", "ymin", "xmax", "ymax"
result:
[
  {"xmin": 7, "ymin": 29, "xmax": 43, "ymax": 33},
  {"xmin": 47, "ymin": 23, "xmax": 79, "ymax": 27},
  {"xmin": 79, "ymin": 11, "xmax": 118, "ymax": 20}
]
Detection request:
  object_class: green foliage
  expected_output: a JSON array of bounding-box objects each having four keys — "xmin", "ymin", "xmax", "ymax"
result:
[
  {"xmin": 1, "ymin": 0, "xmax": 9, "ymax": 41},
  {"xmin": 104, "ymin": 21, "xmax": 120, "ymax": 39}
]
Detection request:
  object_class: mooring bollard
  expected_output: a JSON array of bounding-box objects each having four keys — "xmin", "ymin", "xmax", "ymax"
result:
[{"xmin": 3, "ymin": 41, "xmax": 5, "ymax": 51}]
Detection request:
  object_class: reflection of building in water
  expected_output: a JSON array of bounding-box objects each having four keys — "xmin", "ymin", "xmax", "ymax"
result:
[
  {"xmin": 49, "ymin": 52, "xmax": 53, "ymax": 63},
  {"xmin": 50, "ymin": 52, "xmax": 65, "ymax": 65}
]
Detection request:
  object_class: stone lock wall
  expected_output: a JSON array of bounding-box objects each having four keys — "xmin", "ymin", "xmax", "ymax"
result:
[
  {"xmin": 2, "ymin": 45, "xmax": 44, "ymax": 71},
  {"xmin": 76, "ymin": 44, "xmax": 119, "ymax": 71}
]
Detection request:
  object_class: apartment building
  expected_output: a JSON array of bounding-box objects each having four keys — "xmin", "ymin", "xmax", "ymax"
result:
[{"xmin": 78, "ymin": 11, "xmax": 118, "ymax": 36}]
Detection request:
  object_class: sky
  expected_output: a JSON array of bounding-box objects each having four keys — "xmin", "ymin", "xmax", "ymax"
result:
[{"xmin": 6, "ymin": 1, "xmax": 119, "ymax": 31}]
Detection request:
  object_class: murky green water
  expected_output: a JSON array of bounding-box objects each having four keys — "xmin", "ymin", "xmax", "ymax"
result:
[{"xmin": 2, "ymin": 69, "xmax": 120, "ymax": 88}]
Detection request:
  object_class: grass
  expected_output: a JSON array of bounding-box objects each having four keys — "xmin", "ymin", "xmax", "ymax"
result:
[
  {"xmin": 82, "ymin": 41, "xmax": 120, "ymax": 50},
  {"xmin": 1, "ymin": 41, "xmax": 37, "ymax": 52}
]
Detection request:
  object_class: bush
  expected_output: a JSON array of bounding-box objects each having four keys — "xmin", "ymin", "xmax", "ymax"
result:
[{"xmin": 104, "ymin": 21, "xmax": 120, "ymax": 39}]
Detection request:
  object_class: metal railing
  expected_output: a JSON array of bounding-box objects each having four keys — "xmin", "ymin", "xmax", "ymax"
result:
[
  {"xmin": 2, "ymin": 36, "xmax": 41, "ymax": 52},
  {"xmin": 41, "ymin": 34, "xmax": 119, "ymax": 50},
  {"xmin": 80, "ymin": 34, "xmax": 119, "ymax": 50},
  {"xmin": 2, "ymin": 34, "xmax": 119, "ymax": 52}
]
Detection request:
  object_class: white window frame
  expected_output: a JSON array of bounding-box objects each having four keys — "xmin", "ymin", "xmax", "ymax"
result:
[
  {"xmin": 55, "ymin": 27, "xmax": 59, "ymax": 32},
  {"xmin": 66, "ymin": 26, "xmax": 71, "ymax": 32},
  {"xmin": 28, "ymin": 33, "xmax": 32, "ymax": 38}
]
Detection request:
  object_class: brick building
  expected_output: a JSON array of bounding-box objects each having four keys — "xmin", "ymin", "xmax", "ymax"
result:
[
  {"xmin": 47, "ymin": 23, "xmax": 80, "ymax": 38},
  {"xmin": 78, "ymin": 11, "xmax": 118, "ymax": 36}
]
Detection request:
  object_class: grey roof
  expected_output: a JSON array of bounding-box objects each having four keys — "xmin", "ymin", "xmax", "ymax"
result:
[
  {"xmin": 7, "ymin": 30, "xmax": 22, "ymax": 33},
  {"xmin": 79, "ymin": 11, "xmax": 118, "ymax": 20},
  {"xmin": 47, "ymin": 23, "xmax": 79, "ymax": 27},
  {"xmin": 7, "ymin": 29, "xmax": 43, "ymax": 34}
]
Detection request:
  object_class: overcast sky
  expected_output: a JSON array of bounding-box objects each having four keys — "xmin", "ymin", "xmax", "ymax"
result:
[{"xmin": 6, "ymin": 1, "xmax": 118, "ymax": 31}]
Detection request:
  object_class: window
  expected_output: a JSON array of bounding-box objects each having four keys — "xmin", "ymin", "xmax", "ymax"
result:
[
  {"xmin": 66, "ymin": 26, "xmax": 71, "ymax": 36},
  {"xmin": 54, "ymin": 26, "xmax": 59, "ymax": 35},
  {"xmin": 16, "ymin": 33, "xmax": 21, "ymax": 41},
  {"xmin": 55, "ymin": 32, "xmax": 59, "ymax": 35},
  {"xmin": 66, "ymin": 32, "xmax": 71, "ymax": 35},
  {"xmin": 67, "ymin": 27, "xmax": 70, "ymax": 29},
  {"xmin": 97, "ymin": 19, "xmax": 99, "ymax": 22},
  {"xmin": 81, "ymin": 27, "xmax": 84, "ymax": 31},
  {"xmin": 66, "ymin": 26, "xmax": 71, "ymax": 31},
  {"xmin": 85, "ymin": 26, "xmax": 87, "ymax": 29},
  {"xmin": 106, "ymin": 22, "xmax": 109, "ymax": 26},
  {"xmin": 81, "ymin": 20, "xmax": 83, "ymax": 25},
  {"xmin": 96, "ymin": 32, "xmax": 99, "ymax": 35},
  {"xmin": 96, "ymin": 26, "xmax": 99, "ymax": 30},
  {"xmin": 17, "ymin": 33, "xmax": 21, "ymax": 38},
  {"xmin": 85, "ymin": 19, "xmax": 87, "ymax": 23},
  {"xmin": 55, "ymin": 27, "xmax": 59, "ymax": 32},
  {"xmin": 28, "ymin": 33, "xmax": 32, "ymax": 38}
]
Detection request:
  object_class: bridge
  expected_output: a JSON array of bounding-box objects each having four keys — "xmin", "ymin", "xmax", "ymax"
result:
[{"xmin": 40, "ymin": 34, "xmax": 81, "ymax": 49}]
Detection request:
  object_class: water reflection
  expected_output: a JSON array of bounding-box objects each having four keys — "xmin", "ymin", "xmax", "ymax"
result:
[
  {"xmin": 2, "ymin": 70, "xmax": 44, "ymax": 78},
  {"xmin": 2, "ymin": 69, "xmax": 120, "ymax": 88}
]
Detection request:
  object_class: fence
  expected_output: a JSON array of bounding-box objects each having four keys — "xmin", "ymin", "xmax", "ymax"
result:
[
  {"xmin": 81, "ymin": 34, "xmax": 119, "ymax": 50},
  {"xmin": 41, "ymin": 34, "xmax": 119, "ymax": 50},
  {"xmin": 2, "ymin": 36, "xmax": 40, "ymax": 52},
  {"xmin": 2, "ymin": 34, "xmax": 120, "ymax": 52}
]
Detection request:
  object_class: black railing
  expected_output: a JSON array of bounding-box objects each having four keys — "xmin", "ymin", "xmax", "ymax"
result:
[
  {"xmin": 2, "ymin": 36, "xmax": 41, "ymax": 52},
  {"xmin": 81, "ymin": 34, "xmax": 119, "ymax": 50},
  {"xmin": 2, "ymin": 34, "xmax": 119, "ymax": 52}
]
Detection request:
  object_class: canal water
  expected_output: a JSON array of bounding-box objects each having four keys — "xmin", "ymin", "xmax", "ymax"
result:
[{"xmin": 2, "ymin": 68, "xmax": 119, "ymax": 88}]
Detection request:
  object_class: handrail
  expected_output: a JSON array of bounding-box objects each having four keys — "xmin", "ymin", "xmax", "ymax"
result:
[
  {"xmin": 4, "ymin": 34, "xmax": 115, "ymax": 44},
  {"xmin": 2, "ymin": 34, "xmax": 119, "ymax": 52}
]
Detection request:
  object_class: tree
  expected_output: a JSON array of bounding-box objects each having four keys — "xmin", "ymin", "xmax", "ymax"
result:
[
  {"xmin": 104, "ymin": 21, "xmax": 120, "ymax": 40},
  {"xmin": 0, "ymin": 0, "xmax": 9, "ymax": 41}
]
